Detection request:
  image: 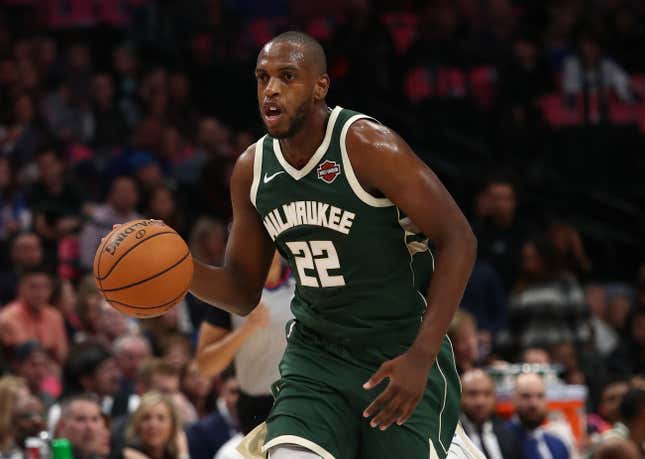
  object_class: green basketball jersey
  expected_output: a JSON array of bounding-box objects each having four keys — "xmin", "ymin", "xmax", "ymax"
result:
[{"xmin": 251, "ymin": 106, "xmax": 435, "ymax": 347}]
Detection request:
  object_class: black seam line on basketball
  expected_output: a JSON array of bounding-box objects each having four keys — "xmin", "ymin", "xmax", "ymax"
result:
[
  {"xmin": 96, "ymin": 231, "xmax": 177, "ymax": 281},
  {"xmin": 96, "ymin": 225, "xmax": 122, "ymax": 291},
  {"xmin": 100, "ymin": 251, "xmax": 190, "ymax": 292},
  {"xmin": 104, "ymin": 290, "xmax": 187, "ymax": 309}
]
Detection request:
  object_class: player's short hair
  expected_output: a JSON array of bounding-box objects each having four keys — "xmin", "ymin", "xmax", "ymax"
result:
[{"xmin": 267, "ymin": 31, "xmax": 327, "ymax": 74}]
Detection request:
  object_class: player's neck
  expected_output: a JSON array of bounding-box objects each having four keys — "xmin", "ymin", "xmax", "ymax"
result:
[{"xmin": 279, "ymin": 104, "xmax": 330, "ymax": 168}]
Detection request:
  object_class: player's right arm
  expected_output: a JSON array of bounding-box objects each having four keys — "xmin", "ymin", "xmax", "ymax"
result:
[{"xmin": 189, "ymin": 145, "xmax": 275, "ymax": 316}]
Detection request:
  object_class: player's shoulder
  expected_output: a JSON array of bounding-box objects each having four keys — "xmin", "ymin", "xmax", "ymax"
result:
[{"xmin": 345, "ymin": 115, "xmax": 407, "ymax": 159}]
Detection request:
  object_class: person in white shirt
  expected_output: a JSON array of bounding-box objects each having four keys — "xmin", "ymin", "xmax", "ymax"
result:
[
  {"xmin": 460, "ymin": 369, "xmax": 524, "ymax": 459},
  {"xmin": 196, "ymin": 251, "xmax": 295, "ymax": 458}
]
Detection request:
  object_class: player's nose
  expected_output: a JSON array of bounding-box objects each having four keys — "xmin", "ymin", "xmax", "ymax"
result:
[{"xmin": 264, "ymin": 77, "xmax": 280, "ymax": 97}]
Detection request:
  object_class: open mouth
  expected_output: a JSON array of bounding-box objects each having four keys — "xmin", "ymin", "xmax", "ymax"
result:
[{"xmin": 263, "ymin": 102, "xmax": 283, "ymax": 126}]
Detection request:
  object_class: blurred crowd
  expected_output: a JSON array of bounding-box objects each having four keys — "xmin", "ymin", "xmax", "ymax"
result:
[{"xmin": 0, "ymin": 0, "xmax": 643, "ymax": 459}]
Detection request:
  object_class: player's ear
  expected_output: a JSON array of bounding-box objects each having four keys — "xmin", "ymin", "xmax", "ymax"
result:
[{"xmin": 314, "ymin": 74, "xmax": 330, "ymax": 101}]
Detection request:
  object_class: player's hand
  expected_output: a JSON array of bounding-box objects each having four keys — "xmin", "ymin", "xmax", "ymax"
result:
[
  {"xmin": 362, "ymin": 350, "xmax": 433, "ymax": 430},
  {"xmin": 245, "ymin": 302, "xmax": 270, "ymax": 330}
]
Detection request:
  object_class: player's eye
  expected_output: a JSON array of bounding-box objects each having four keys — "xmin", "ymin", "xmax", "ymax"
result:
[
  {"xmin": 283, "ymin": 72, "xmax": 295, "ymax": 82},
  {"xmin": 256, "ymin": 73, "xmax": 268, "ymax": 84}
]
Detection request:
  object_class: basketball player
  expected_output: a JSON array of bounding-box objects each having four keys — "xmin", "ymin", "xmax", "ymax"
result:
[{"xmin": 190, "ymin": 31, "xmax": 480, "ymax": 459}]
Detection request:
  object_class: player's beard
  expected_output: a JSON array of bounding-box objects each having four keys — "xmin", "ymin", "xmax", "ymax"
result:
[{"xmin": 270, "ymin": 99, "xmax": 309, "ymax": 139}]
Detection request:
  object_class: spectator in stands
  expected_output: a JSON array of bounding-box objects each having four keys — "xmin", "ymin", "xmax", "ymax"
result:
[
  {"xmin": 550, "ymin": 340, "xmax": 608, "ymax": 411},
  {"xmin": 586, "ymin": 284, "xmax": 619, "ymax": 357},
  {"xmin": 1, "ymin": 92, "xmax": 45, "ymax": 165},
  {"xmin": 136, "ymin": 359, "xmax": 196, "ymax": 425},
  {"xmin": 41, "ymin": 79, "xmax": 88, "ymax": 144},
  {"xmin": 10, "ymin": 341, "xmax": 56, "ymax": 407},
  {"xmin": 51, "ymin": 278, "xmax": 83, "ymax": 340},
  {"xmin": 593, "ymin": 440, "xmax": 640, "ymax": 459},
  {"xmin": 605, "ymin": 284, "xmax": 634, "ymax": 336},
  {"xmin": 196, "ymin": 249, "xmax": 292, "ymax": 393},
  {"xmin": 54, "ymin": 394, "xmax": 110, "ymax": 459},
  {"xmin": 75, "ymin": 275, "xmax": 109, "ymax": 344},
  {"xmin": 185, "ymin": 218, "xmax": 228, "ymax": 327},
  {"xmin": 181, "ymin": 360, "xmax": 216, "ymax": 420},
  {"xmin": 0, "ymin": 156, "xmax": 30, "ymax": 243},
  {"xmin": 97, "ymin": 299, "xmax": 138, "ymax": 346},
  {"xmin": 167, "ymin": 71, "xmax": 199, "ymax": 139},
  {"xmin": 0, "ymin": 376, "xmax": 30, "ymax": 459},
  {"xmin": 146, "ymin": 185, "xmax": 185, "ymax": 236},
  {"xmin": 161, "ymin": 333, "xmax": 193, "ymax": 373},
  {"xmin": 137, "ymin": 306, "xmax": 176, "ymax": 350},
  {"xmin": 123, "ymin": 391, "xmax": 190, "ymax": 459},
  {"xmin": 498, "ymin": 33, "xmax": 551, "ymax": 130},
  {"xmin": 52, "ymin": 342, "xmax": 136, "ymax": 431},
  {"xmin": 79, "ymin": 175, "xmax": 140, "ymax": 271},
  {"xmin": 460, "ymin": 259, "xmax": 507, "ymax": 344},
  {"xmin": 12, "ymin": 392, "xmax": 47, "ymax": 453},
  {"xmin": 521, "ymin": 347, "xmax": 551, "ymax": 365},
  {"xmin": 547, "ymin": 221, "xmax": 592, "ymax": 280},
  {"xmin": 460, "ymin": 369, "xmax": 524, "ymax": 459},
  {"xmin": 30, "ymin": 146, "xmax": 83, "ymax": 259},
  {"xmin": 0, "ymin": 267, "xmax": 67, "ymax": 363},
  {"xmin": 173, "ymin": 117, "xmax": 231, "ymax": 185},
  {"xmin": 113, "ymin": 334, "xmax": 152, "ymax": 397},
  {"xmin": 112, "ymin": 45, "xmax": 140, "ymax": 129},
  {"xmin": 129, "ymin": 153, "xmax": 167, "ymax": 209},
  {"xmin": 186, "ymin": 368, "xmax": 238, "ymax": 459},
  {"xmin": 448, "ymin": 310, "xmax": 480, "ymax": 374},
  {"xmin": 599, "ymin": 388, "xmax": 645, "ymax": 457},
  {"xmin": 563, "ymin": 30, "xmax": 635, "ymax": 106},
  {"xmin": 507, "ymin": 373, "xmax": 570, "ymax": 459},
  {"xmin": 89, "ymin": 73, "xmax": 129, "ymax": 152},
  {"xmin": 609, "ymin": 306, "xmax": 645, "ymax": 377},
  {"xmin": 508, "ymin": 237, "xmax": 589, "ymax": 350},
  {"xmin": 473, "ymin": 176, "xmax": 527, "ymax": 292},
  {"xmin": 0, "ymin": 231, "xmax": 44, "ymax": 304},
  {"xmin": 589, "ymin": 378, "xmax": 630, "ymax": 435},
  {"xmin": 189, "ymin": 217, "xmax": 227, "ymax": 267}
]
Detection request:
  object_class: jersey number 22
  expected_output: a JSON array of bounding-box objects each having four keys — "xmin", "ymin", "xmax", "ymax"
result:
[{"xmin": 286, "ymin": 241, "xmax": 345, "ymax": 288}]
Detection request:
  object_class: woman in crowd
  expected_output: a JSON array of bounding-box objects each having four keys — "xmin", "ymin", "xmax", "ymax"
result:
[
  {"xmin": 508, "ymin": 237, "xmax": 589, "ymax": 351},
  {"xmin": 124, "ymin": 391, "xmax": 190, "ymax": 459},
  {"xmin": 0, "ymin": 376, "xmax": 30, "ymax": 459}
]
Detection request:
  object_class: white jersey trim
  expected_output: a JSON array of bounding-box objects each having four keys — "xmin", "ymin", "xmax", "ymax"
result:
[
  {"xmin": 339, "ymin": 114, "xmax": 394, "ymax": 207},
  {"xmin": 263, "ymin": 435, "xmax": 335, "ymax": 459},
  {"xmin": 272, "ymin": 106, "xmax": 342, "ymax": 181},
  {"xmin": 250, "ymin": 136, "xmax": 266, "ymax": 208}
]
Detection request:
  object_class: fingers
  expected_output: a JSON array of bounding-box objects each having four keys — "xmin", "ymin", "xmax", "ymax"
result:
[
  {"xmin": 364, "ymin": 384, "xmax": 422, "ymax": 430},
  {"xmin": 370, "ymin": 398, "xmax": 404, "ymax": 431},
  {"xmin": 396, "ymin": 402, "xmax": 416, "ymax": 426},
  {"xmin": 363, "ymin": 385, "xmax": 395, "ymax": 420},
  {"xmin": 363, "ymin": 362, "xmax": 390, "ymax": 390}
]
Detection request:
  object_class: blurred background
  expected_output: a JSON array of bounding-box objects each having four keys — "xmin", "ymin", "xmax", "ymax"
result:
[{"xmin": 0, "ymin": 1, "xmax": 643, "ymax": 458}]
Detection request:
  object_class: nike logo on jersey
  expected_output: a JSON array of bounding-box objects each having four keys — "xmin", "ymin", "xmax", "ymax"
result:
[{"xmin": 263, "ymin": 171, "xmax": 285, "ymax": 183}]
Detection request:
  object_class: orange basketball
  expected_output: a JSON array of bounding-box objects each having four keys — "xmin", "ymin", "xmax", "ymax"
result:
[{"xmin": 93, "ymin": 219, "xmax": 193, "ymax": 318}]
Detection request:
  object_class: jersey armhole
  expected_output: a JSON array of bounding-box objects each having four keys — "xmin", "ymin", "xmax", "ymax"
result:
[
  {"xmin": 249, "ymin": 136, "xmax": 265, "ymax": 208},
  {"xmin": 339, "ymin": 115, "xmax": 394, "ymax": 208}
]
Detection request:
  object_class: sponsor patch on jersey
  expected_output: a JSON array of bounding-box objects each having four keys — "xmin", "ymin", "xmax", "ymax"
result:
[{"xmin": 317, "ymin": 160, "xmax": 341, "ymax": 184}]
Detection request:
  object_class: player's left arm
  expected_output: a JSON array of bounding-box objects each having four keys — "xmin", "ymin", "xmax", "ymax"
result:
[{"xmin": 347, "ymin": 120, "xmax": 477, "ymax": 430}]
